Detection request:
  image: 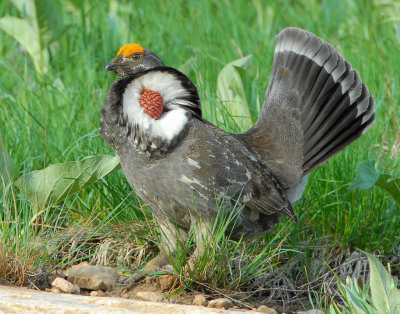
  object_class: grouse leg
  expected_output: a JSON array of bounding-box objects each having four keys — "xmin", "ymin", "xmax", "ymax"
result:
[
  {"xmin": 185, "ymin": 219, "xmax": 211, "ymax": 273},
  {"xmin": 123, "ymin": 218, "xmax": 187, "ymax": 289}
]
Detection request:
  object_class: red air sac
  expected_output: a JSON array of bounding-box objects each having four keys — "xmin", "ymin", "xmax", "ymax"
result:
[{"xmin": 139, "ymin": 87, "xmax": 164, "ymax": 119}]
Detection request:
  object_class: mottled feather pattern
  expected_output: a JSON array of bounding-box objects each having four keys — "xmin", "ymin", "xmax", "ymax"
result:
[
  {"xmin": 100, "ymin": 28, "xmax": 374, "ymax": 241},
  {"xmin": 101, "ymin": 88, "xmax": 296, "ymax": 237}
]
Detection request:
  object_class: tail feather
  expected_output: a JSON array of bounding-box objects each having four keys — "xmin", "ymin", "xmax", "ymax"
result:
[
  {"xmin": 304, "ymin": 107, "xmax": 375, "ymax": 171},
  {"xmin": 304, "ymin": 79, "xmax": 369, "ymax": 152},
  {"xmin": 237, "ymin": 27, "xmax": 375, "ymax": 188}
]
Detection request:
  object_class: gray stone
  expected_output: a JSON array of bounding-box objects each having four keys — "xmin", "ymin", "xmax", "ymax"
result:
[
  {"xmin": 297, "ymin": 310, "xmax": 325, "ymax": 314},
  {"xmin": 51, "ymin": 277, "xmax": 80, "ymax": 294},
  {"xmin": 193, "ymin": 294, "xmax": 207, "ymax": 306},
  {"xmin": 68, "ymin": 265, "xmax": 118, "ymax": 290},
  {"xmin": 208, "ymin": 298, "xmax": 233, "ymax": 309}
]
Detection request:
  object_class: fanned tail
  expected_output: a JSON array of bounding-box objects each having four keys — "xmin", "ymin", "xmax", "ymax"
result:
[{"xmin": 238, "ymin": 27, "xmax": 375, "ymax": 188}]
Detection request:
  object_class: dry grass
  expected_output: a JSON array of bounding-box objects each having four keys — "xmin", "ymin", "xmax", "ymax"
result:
[
  {"xmin": 249, "ymin": 248, "xmax": 369, "ymax": 311},
  {"xmin": 175, "ymin": 241, "xmax": 372, "ymax": 311},
  {"xmin": 44, "ymin": 222, "xmax": 158, "ymax": 271},
  {"xmin": 0, "ymin": 244, "xmax": 36, "ymax": 286}
]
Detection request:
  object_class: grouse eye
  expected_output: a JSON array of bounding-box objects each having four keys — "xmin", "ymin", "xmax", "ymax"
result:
[{"xmin": 131, "ymin": 53, "xmax": 142, "ymax": 61}]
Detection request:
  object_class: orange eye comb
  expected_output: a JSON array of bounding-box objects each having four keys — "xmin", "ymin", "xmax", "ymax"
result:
[{"xmin": 116, "ymin": 43, "xmax": 144, "ymax": 57}]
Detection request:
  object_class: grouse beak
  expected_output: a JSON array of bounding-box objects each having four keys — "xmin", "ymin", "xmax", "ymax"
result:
[{"xmin": 105, "ymin": 61, "xmax": 117, "ymax": 72}]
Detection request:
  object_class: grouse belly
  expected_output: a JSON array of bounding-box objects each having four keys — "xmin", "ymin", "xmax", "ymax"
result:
[{"xmin": 117, "ymin": 120, "xmax": 290, "ymax": 239}]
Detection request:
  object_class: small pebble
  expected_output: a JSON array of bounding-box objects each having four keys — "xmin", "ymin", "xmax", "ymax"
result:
[
  {"xmin": 136, "ymin": 291, "xmax": 164, "ymax": 302},
  {"xmin": 158, "ymin": 275, "xmax": 176, "ymax": 291},
  {"xmin": 51, "ymin": 277, "xmax": 80, "ymax": 294},
  {"xmin": 90, "ymin": 290, "xmax": 105, "ymax": 297},
  {"xmin": 51, "ymin": 287, "xmax": 62, "ymax": 293},
  {"xmin": 207, "ymin": 298, "xmax": 233, "ymax": 309},
  {"xmin": 256, "ymin": 305, "xmax": 278, "ymax": 314},
  {"xmin": 193, "ymin": 294, "xmax": 207, "ymax": 306}
]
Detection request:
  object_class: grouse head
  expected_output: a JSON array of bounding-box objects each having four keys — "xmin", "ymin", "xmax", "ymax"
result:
[{"xmin": 105, "ymin": 43, "xmax": 164, "ymax": 77}]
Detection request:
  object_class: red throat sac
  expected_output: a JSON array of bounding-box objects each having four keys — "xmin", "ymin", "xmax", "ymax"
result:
[{"xmin": 139, "ymin": 87, "xmax": 164, "ymax": 120}]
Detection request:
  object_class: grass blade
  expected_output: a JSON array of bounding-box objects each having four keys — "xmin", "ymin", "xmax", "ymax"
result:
[{"xmin": 217, "ymin": 55, "xmax": 253, "ymax": 131}]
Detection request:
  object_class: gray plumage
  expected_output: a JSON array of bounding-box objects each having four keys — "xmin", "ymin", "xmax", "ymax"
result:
[
  {"xmin": 100, "ymin": 27, "xmax": 375, "ymax": 273},
  {"xmin": 238, "ymin": 28, "xmax": 375, "ymax": 189},
  {"xmin": 100, "ymin": 68, "xmax": 292, "ymax": 239}
]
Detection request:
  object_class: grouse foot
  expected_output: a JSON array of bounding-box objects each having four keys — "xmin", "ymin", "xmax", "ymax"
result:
[{"xmin": 122, "ymin": 251, "xmax": 170, "ymax": 289}]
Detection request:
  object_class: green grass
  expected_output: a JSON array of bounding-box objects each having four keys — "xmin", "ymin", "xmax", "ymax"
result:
[{"xmin": 0, "ymin": 0, "xmax": 399, "ymax": 311}]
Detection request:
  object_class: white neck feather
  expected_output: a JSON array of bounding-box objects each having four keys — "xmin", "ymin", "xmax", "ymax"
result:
[{"xmin": 122, "ymin": 71, "xmax": 192, "ymax": 144}]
